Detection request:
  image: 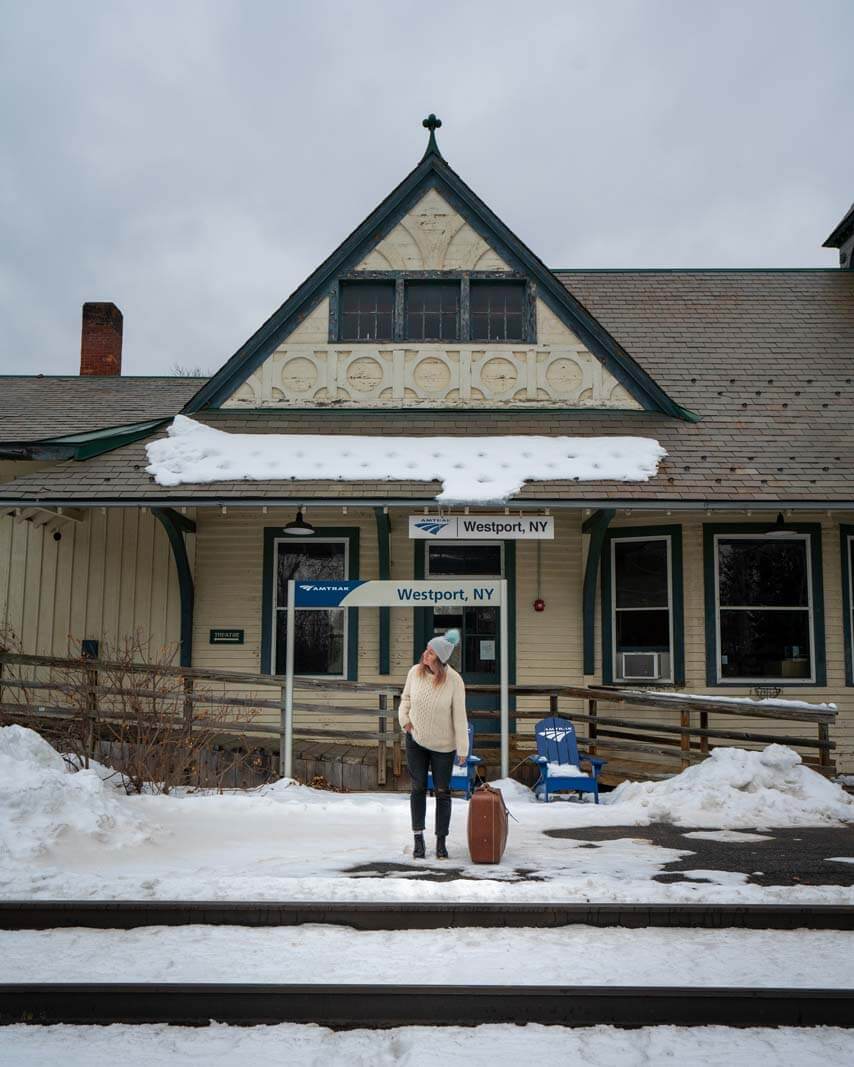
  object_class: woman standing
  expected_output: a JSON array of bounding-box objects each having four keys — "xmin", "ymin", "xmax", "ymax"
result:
[{"xmin": 398, "ymin": 628, "xmax": 469, "ymax": 859}]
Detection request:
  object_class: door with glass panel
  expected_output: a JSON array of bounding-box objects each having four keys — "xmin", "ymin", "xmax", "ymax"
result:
[
  {"xmin": 272, "ymin": 539, "xmax": 347, "ymax": 677},
  {"xmin": 424, "ymin": 542, "xmax": 504, "ymax": 735}
]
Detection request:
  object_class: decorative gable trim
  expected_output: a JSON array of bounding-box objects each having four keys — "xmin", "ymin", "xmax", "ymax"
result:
[{"xmin": 185, "ymin": 148, "xmax": 694, "ymax": 420}]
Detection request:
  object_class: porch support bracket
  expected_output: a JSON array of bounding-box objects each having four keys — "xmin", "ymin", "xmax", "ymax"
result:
[
  {"xmin": 374, "ymin": 507, "xmax": 392, "ymax": 674},
  {"xmin": 582, "ymin": 508, "xmax": 615, "ymax": 676},
  {"xmin": 152, "ymin": 508, "xmax": 196, "ymax": 668}
]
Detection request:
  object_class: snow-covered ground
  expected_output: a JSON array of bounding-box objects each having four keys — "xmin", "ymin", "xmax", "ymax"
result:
[
  {"xmin": 2, "ymin": 924, "xmax": 852, "ymax": 987},
  {"xmin": 1, "ymin": 725, "xmax": 852, "ymax": 903},
  {"xmin": 2, "ymin": 1023, "xmax": 853, "ymax": 1066}
]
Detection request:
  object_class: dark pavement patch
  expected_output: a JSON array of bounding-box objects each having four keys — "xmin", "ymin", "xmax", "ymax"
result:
[{"xmin": 544, "ymin": 824, "xmax": 854, "ymax": 886}]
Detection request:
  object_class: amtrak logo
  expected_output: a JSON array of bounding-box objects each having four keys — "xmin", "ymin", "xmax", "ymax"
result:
[
  {"xmin": 414, "ymin": 518, "xmax": 451, "ymax": 536},
  {"xmin": 299, "ymin": 584, "xmax": 351, "ymax": 592},
  {"xmin": 539, "ymin": 728, "xmax": 571, "ymax": 742}
]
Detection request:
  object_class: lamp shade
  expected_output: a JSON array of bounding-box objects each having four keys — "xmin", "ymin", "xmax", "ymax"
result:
[{"xmin": 283, "ymin": 509, "xmax": 315, "ymax": 535}]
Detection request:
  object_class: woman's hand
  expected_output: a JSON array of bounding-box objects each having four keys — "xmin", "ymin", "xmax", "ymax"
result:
[{"xmin": 403, "ymin": 723, "xmax": 413, "ymax": 733}]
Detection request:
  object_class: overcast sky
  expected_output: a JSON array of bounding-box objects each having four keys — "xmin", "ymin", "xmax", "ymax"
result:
[{"xmin": 1, "ymin": 0, "xmax": 852, "ymax": 377}]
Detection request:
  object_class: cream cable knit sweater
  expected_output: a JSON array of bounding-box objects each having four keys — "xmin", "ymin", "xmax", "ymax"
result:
[{"xmin": 398, "ymin": 664, "xmax": 469, "ymax": 757}]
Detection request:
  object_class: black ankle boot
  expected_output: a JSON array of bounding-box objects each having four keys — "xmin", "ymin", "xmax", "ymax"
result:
[
  {"xmin": 413, "ymin": 833, "xmax": 426, "ymax": 859},
  {"xmin": 436, "ymin": 835, "xmax": 449, "ymax": 859}
]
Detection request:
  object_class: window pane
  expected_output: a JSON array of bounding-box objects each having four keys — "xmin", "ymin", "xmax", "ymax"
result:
[
  {"xmin": 276, "ymin": 542, "xmax": 345, "ymax": 607},
  {"xmin": 719, "ymin": 609, "xmax": 811, "ymax": 679},
  {"xmin": 470, "ymin": 282, "xmax": 525, "ymax": 342},
  {"xmin": 718, "ymin": 539, "xmax": 808, "ymax": 607},
  {"xmin": 616, "ymin": 609, "xmax": 670, "ymax": 651},
  {"xmin": 339, "ymin": 282, "xmax": 394, "ymax": 341},
  {"xmin": 614, "ymin": 539, "xmax": 668, "ymax": 608},
  {"xmin": 427, "ymin": 544, "xmax": 502, "ymax": 576},
  {"xmin": 405, "ymin": 282, "xmax": 460, "ymax": 341},
  {"xmin": 275, "ymin": 609, "xmax": 344, "ymax": 675}
]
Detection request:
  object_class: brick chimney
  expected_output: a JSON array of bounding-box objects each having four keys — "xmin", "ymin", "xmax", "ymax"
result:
[{"xmin": 80, "ymin": 302, "xmax": 123, "ymax": 376}]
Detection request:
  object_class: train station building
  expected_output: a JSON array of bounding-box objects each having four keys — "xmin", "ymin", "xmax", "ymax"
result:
[{"xmin": 2, "ymin": 120, "xmax": 853, "ymax": 777}]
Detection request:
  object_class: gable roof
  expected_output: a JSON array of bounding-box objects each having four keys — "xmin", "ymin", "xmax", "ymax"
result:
[
  {"xmin": 0, "ymin": 376, "xmax": 207, "ymax": 444},
  {"xmin": 3, "ymin": 268, "xmax": 852, "ymax": 508},
  {"xmin": 183, "ymin": 138, "xmax": 692, "ymax": 420}
]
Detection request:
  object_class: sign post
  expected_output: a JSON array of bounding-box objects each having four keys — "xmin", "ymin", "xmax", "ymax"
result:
[{"xmin": 281, "ymin": 579, "xmax": 509, "ymax": 779}]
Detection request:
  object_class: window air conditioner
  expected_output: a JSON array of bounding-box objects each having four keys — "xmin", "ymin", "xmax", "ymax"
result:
[{"xmin": 620, "ymin": 651, "xmax": 661, "ymax": 680}]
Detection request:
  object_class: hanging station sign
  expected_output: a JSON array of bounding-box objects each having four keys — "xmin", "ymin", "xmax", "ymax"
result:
[
  {"xmin": 294, "ymin": 579, "xmax": 504, "ymax": 608},
  {"xmin": 408, "ymin": 514, "xmax": 554, "ymax": 540}
]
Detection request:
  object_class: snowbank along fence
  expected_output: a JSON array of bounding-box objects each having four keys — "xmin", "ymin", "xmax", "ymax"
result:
[{"xmin": 0, "ymin": 649, "xmax": 838, "ymax": 788}]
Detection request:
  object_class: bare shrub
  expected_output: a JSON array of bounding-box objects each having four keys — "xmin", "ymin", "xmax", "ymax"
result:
[{"xmin": 1, "ymin": 631, "xmax": 269, "ymax": 794}]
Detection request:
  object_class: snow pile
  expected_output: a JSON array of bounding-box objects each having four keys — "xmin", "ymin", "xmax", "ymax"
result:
[
  {"xmin": 145, "ymin": 415, "xmax": 666, "ymax": 502},
  {"xmin": 606, "ymin": 744, "xmax": 854, "ymax": 828},
  {"xmin": 0, "ymin": 725, "xmax": 158, "ymax": 860}
]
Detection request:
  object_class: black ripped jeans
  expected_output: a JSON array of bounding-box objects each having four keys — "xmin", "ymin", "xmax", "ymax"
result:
[{"xmin": 406, "ymin": 732, "xmax": 456, "ymax": 837}]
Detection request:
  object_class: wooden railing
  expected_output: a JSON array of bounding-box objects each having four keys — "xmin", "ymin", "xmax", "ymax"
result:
[{"xmin": 0, "ymin": 651, "xmax": 838, "ymax": 782}]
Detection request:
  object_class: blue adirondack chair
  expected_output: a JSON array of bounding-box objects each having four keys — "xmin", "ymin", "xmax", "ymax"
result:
[
  {"xmin": 427, "ymin": 722, "xmax": 482, "ymax": 800},
  {"xmin": 528, "ymin": 716, "xmax": 607, "ymax": 803}
]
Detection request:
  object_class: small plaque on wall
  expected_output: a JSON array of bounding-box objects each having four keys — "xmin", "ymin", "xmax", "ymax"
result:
[{"xmin": 209, "ymin": 629, "xmax": 244, "ymax": 645}]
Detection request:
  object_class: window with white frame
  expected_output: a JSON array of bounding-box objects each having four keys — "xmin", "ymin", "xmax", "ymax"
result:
[
  {"xmin": 611, "ymin": 536, "xmax": 673, "ymax": 681},
  {"xmin": 272, "ymin": 539, "xmax": 347, "ymax": 676},
  {"xmin": 714, "ymin": 534, "xmax": 814, "ymax": 682}
]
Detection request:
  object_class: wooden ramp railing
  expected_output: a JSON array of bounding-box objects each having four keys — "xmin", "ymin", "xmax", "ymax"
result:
[{"xmin": 0, "ymin": 651, "xmax": 837, "ymax": 787}]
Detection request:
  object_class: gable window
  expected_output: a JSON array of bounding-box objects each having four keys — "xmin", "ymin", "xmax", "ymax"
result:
[
  {"xmin": 713, "ymin": 534, "xmax": 815, "ymax": 682},
  {"xmin": 335, "ymin": 275, "xmax": 534, "ymax": 344},
  {"xmin": 340, "ymin": 281, "xmax": 394, "ymax": 341},
  {"xmin": 611, "ymin": 536, "xmax": 674, "ymax": 682},
  {"xmin": 405, "ymin": 281, "xmax": 460, "ymax": 341},
  {"xmin": 470, "ymin": 281, "xmax": 525, "ymax": 342}
]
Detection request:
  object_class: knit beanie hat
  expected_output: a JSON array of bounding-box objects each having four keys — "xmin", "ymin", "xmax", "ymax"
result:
[{"xmin": 428, "ymin": 628, "xmax": 461, "ymax": 664}]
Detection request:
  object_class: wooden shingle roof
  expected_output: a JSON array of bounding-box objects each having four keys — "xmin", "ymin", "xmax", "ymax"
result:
[{"xmin": 2, "ymin": 269, "xmax": 852, "ymax": 506}]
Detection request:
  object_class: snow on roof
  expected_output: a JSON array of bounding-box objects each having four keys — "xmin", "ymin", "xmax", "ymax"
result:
[{"xmin": 145, "ymin": 416, "xmax": 666, "ymax": 501}]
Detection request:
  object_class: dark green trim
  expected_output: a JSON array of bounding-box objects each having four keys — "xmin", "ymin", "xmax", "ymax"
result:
[
  {"xmin": 374, "ymin": 508, "xmax": 391, "ymax": 675},
  {"xmin": 152, "ymin": 508, "xmax": 195, "ymax": 668},
  {"xmin": 702, "ymin": 523, "xmax": 826, "ymax": 687},
  {"xmin": 73, "ymin": 420, "xmax": 171, "ymax": 461},
  {"xmin": 841, "ymin": 526, "xmax": 854, "ymax": 686},
  {"xmin": 260, "ymin": 525, "xmax": 360, "ymax": 679},
  {"xmin": 412, "ymin": 540, "xmax": 516, "ymax": 691},
  {"xmin": 601, "ymin": 524, "xmax": 685, "ymax": 685},
  {"xmin": 582, "ymin": 509, "xmax": 615, "ymax": 675},
  {"xmin": 184, "ymin": 150, "xmax": 689, "ymax": 420},
  {"xmin": 0, "ymin": 419, "xmax": 169, "ymax": 462}
]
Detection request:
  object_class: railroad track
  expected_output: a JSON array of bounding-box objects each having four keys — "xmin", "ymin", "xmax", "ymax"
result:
[
  {"xmin": 2, "ymin": 900, "xmax": 853, "ymax": 930},
  {"xmin": 1, "ymin": 983, "xmax": 852, "ymax": 1028}
]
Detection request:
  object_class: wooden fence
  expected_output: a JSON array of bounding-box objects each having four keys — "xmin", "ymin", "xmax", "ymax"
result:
[{"xmin": 0, "ymin": 650, "xmax": 838, "ymax": 787}]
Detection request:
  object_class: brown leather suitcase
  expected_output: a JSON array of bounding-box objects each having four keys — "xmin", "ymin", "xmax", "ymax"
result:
[{"xmin": 466, "ymin": 783, "xmax": 509, "ymax": 864}]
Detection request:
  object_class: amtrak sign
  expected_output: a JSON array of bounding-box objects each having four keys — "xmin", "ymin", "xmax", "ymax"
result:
[
  {"xmin": 408, "ymin": 515, "xmax": 554, "ymax": 540},
  {"xmin": 295, "ymin": 579, "xmax": 503, "ymax": 608}
]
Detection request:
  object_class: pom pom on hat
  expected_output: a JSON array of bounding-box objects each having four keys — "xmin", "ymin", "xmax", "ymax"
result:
[{"xmin": 427, "ymin": 628, "xmax": 461, "ymax": 664}]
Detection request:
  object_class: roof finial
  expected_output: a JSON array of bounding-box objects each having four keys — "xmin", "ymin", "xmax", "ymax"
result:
[{"xmin": 421, "ymin": 113, "xmax": 443, "ymax": 159}]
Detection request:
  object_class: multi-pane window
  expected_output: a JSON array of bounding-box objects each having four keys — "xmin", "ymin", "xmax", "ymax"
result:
[
  {"xmin": 405, "ymin": 282, "xmax": 460, "ymax": 341},
  {"xmin": 426, "ymin": 542, "xmax": 503, "ymax": 676},
  {"xmin": 714, "ymin": 535, "xmax": 813, "ymax": 681},
  {"xmin": 273, "ymin": 540, "xmax": 347, "ymax": 676},
  {"xmin": 336, "ymin": 277, "xmax": 531, "ymax": 343},
  {"xmin": 470, "ymin": 281, "xmax": 525, "ymax": 342},
  {"xmin": 611, "ymin": 537, "xmax": 673, "ymax": 680},
  {"xmin": 339, "ymin": 282, "xmax": 394, "ymax": 342}
]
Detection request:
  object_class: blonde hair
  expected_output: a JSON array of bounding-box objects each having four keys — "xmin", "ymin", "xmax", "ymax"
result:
[{"xmin": 417, "ymin": 650, "xmax": 447, "ymax": 686}]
